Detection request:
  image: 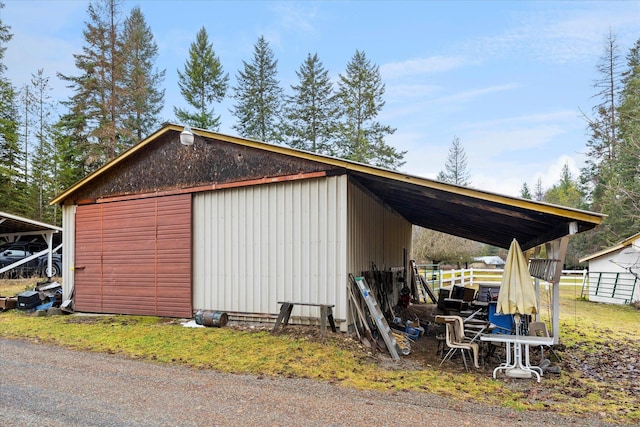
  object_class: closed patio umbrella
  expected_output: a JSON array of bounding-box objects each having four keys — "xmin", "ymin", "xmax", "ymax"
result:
[
  {"xmin": 496, "ymin": 238, "xmax": 538, "ymax": 378},
  {"xmin": 497, "ymin": 238, "xmax": 538, "ymax": 318}
]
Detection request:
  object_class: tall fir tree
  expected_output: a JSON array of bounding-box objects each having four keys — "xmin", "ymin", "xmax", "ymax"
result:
[
  {"xmin": 284, "ymin": 53, "xmax": 339, "ymax": 154},
  {"xmin": 59, "ymin": 0, "xmax": 126, "ymax": 164},
  {"xmin": 174, "ymin": 26, "xmax": 227, "ymax": 130},
  {"xmin": 608, "ymin": 36, "xmax": 640, "ymax": 239},
  {"xmin": 122, "ymin": 6, "xmax": 165, "ymax": 143},
  {"xmin": 581, "ymin": 30, "xmax": 623, "ymax": 215},
  {"xmin": 333, "ymin": 49, "xmax": 404, "ymax": 169},
  {"xmin": 579, "ymin": 34, "xmax": 640, "ymax": 252},
  {"xmin": 0, "ymin": 1, "xmax": 25, "ymax": 215},
  {"xmin": 28, "ymin": 69, "xmax": 55, "ymax": 222},
  {"xmin": 231, "ymin": 36, "xmax": 284, "ymax": 143},
  {"xmin": 436, "ymin": 136, "xmax": 470, "ymax": 186}
]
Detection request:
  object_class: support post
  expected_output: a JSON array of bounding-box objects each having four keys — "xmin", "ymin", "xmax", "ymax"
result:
[
  {"xmin": 44, "ymin": 231, "xmax": 53, "ymax": 278},
  {"xmin": 549, "ymin": 236, "xmax": 569, "ymax": 344}
]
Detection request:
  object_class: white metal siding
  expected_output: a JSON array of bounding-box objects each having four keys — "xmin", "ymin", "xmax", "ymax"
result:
[
  {"xmin": 347, "ymin": 180, "xmax": 412, "ymax": 278},
  {"xmin": 61, "ymin": 204, "xmax": 76, "ymax": 300},
  {"xmin": 193, "ymin": 175, "xmax": 348, "ymax": 325},
  {"xmin": 587, "ymin": 251, "xmax": 639, "ymax": 304},
  {"xmin": 589, "ymin": 253, "xmax": 626, "ymax": 273}
]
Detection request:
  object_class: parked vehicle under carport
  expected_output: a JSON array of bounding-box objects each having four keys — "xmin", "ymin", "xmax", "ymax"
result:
[{"xmin": 0, "ymin": 241, "xmax": 62, "ymax": 278}]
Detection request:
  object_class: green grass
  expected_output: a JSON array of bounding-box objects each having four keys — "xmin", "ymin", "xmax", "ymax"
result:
[{"xmin": 1, "ymin": 280, "xmax": 639, "ymax": 424}]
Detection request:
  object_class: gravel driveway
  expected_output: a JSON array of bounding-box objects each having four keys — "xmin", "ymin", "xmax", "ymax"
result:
[{"xmin": 0, "ymin": 338, "xmax": 615, "ymax": 426}]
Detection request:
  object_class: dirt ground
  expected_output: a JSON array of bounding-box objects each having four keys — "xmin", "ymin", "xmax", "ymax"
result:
[{"xmin": 261, "ymin": 303, "xmax": 640, "ymax": 416}]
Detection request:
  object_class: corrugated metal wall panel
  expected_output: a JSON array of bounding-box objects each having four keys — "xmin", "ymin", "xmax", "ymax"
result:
[
  {"xmin": 346, "ymin": 180, "xmax": 412, "ymax": 280},
  {"xmin": 74, "ymin": 195, "xmax": 192, "ymax": 317},
  {"xmin": 193, "ymin": 175, "xmax": 348, "ymax": 325},
  {"xmin": 61, "ymin": 205, "xmax": 76, "ymax": 301}
]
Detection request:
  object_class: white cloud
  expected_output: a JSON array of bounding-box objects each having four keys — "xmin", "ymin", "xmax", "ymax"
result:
[
  {"xmin": 3, "ymin": 1, "xmax": 86, "ymax": 107},
  {"xmin": 460, "ymin": 4, "xmax": 640, "ymax": 64},
  {"xmin": 381, "ymin": 55, "xmax": 470, "ymax": 79},
  {"xmin": 272, "ymin": 2, "xmax": 319, "ymax": 34},
  {"xmin": 386, "ymin": 83, "xmax": 441, "ymax": 99},
  {"xmin": 455, "ymin": 110, "xmax": 582, "ymax": 161},
  {"xmin": 533, "ymin": 154, "xmax": 583, "ymax": 189},
  {"xmin": 433, "ymin": 83, "xmax": 520, "ymax": 106}
]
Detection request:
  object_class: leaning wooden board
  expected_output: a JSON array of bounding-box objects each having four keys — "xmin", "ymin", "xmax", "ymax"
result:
[{"xmin": 353, "ymin": 276, "xmax": 400, "ymax": 360}]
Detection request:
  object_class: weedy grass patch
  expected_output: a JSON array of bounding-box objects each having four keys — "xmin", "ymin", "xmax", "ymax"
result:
[{"xmin": 1, "ymin": 280, "xmax": 639, "ymax": 424}]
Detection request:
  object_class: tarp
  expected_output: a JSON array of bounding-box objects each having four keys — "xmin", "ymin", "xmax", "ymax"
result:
[{"xmin": 497, "ymin": 239, "xmax": 538, "ymax": 316}]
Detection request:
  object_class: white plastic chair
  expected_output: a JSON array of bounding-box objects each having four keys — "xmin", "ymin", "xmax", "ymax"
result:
[{"xmin": 438, "ymin": 315, "xmax": 479, "ymax": 371}]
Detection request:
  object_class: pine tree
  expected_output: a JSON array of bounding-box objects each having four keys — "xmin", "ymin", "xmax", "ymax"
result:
[
  {"xmin": 59, "ymin": 0, "xmax": 126, "ymax": 165},
  {"xmin": 284, "ymin": 53, "xmax": 338, "ymax": 154},
  {"xmin": 51, "ymin": 113, "xmax": 91, "ymax": 197},
  {"xmin": 520, "ymin": 182, "xmax": 532, "ymax": 199},
  {"xmin": 544, "ymin": 163, "xmax": 584, "ymax": 209},
  {"xmin": 533, "ymin": 178, "xmax": 545, "ymax": 202},
  {"xmin": 0, "ymin": 2, "xmax": 25, "ymax": 215},
  {"xmin": 0, "ymin": 90, "xmax": 24, "ymax": 215},
  {"xmin": 581, "ymin": 30, "xmax": 623, "ymax": 214},
  {"xmin": 174, "ymin": 26, "xmax": 227, "ymax": 130},
  {"xmin": 606, "ymin": 36, "xmax": 640, "ymax": 239},
  {"xmin": 231, "ymin": 36, "xmax": 284, "ymax": 143},
  {"xmin": 122, "ymin": 6, "xmax": 165, "ymax": 143},
  {"xmin": 28, "ymin": 69, "xmax": 55, "ymax": 222},
  {"xmin": 333, "ymin": 50, "xmax": 404, "ymax": 169},
  {"xmin": 436, "ymin": 136, "xmax": 470, "ymax": 186}
]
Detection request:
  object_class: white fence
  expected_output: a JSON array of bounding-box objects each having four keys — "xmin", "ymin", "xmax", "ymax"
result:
[{"xmin": 417, "ymin": 266, "xmax": 587, "ymax": 291}]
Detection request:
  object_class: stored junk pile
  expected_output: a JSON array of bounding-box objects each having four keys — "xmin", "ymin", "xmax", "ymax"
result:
[
  {"xmin": 0, "ymin": 280, "xmax": 68, "ymax": 316},
  {"xmin": 347, "ymin": 265, "xmax": 431, "ymax": 360}
]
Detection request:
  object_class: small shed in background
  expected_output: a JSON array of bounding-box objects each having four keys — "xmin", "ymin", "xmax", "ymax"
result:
[
  {"xmin": 51, "ymin": 123, "xmax": 605, "ymax": 334},
  {"xmin": 579, "ymin": 233, "xmax": 640, "ymax": 305},
  {"xmin": 471, "ymin": 256, "xmax": 505, "ymax": 269}
]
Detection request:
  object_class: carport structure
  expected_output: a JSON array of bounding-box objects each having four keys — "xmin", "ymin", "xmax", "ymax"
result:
[
  {"xmin": 51, "ymin": 124, "xmax": 605, "ymax": 341},
  {"xmin": 0, "ymin": 211, "xmax": 63, "ymax": 277}
]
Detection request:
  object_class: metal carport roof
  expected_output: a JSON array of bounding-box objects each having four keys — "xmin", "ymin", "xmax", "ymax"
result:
[
  {"xmin": 0, "ymin": 211, "xmax": 62, "ymax": 242},
  {"xmin": 345, "ymin": 168, "xmax": 604, "ymax": 250}
]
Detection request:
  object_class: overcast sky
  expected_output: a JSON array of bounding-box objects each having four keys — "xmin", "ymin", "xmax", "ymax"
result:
[{"xmin": 3, "ymin": 1, "xmax": 640, "ymax": 197}]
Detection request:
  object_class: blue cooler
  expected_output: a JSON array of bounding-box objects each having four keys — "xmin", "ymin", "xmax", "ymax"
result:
[{"xmin": 488, "ymin": 302, "xmax": 514, "ymax": 334}]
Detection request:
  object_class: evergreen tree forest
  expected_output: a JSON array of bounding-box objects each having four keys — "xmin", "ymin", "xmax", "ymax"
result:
[
  {"xmin": 514, "ymin": 31, "xmax": 640, "ymax": 265},
  {"xmin": 0, "ymin": 0, "xmax": 638, "ymax": 267}
]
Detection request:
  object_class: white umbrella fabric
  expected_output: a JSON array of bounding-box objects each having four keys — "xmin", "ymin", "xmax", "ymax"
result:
[
  {"xmin": 497, "ymin": 238, "xmax": 538, "ymax": 318},
  {"xmin": 496, "ymin": 238, "xmax": 538, "ymax": 378}
]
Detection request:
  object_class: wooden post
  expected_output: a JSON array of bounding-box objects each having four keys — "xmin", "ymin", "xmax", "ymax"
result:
[{"xmin": 549, "ymin": 236, "xmax": 569, "ymax": 345}]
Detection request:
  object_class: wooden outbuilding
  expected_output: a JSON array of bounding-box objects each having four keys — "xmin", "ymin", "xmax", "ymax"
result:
[{"xmin": 51, "ymin": 124, "xmax": 605, "ymax": 333}]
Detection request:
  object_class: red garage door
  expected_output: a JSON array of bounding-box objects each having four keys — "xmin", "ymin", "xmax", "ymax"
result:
[{"xmin": 74, "ymin": 194, "xmax": 192, "ymax": 317}]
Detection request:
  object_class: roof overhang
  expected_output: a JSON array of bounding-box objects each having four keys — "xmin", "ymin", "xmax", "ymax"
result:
[
  {"xmin": 51, "ymin": 124, "xmax": 605, "ymax": 251},
  {"xmin": 579, "ymin": 232, "xmax": 640, "ymax": 263},
  {"xmin": 0, "ymin": 211, "xmax": 63, "ymax": 242},
  {"xmin": 346, "ymin": 168, "xmax": 604, "ymax": 250}
]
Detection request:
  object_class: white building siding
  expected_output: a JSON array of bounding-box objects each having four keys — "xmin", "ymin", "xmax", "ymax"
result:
[
  {"xmin": 589, "ymin": 254, "xmax": 626, "ymax": 273},
  {"xmin": 193, "ymin": 175, "xmax": 348, "ymax": 326},
  {"xmin": 61, "ymin": 204, "xmax": 76, "ymax": 300},
  {"xmin": 346, "ymin": 180, "xmax": 412, "ymax": 283},
  {"xmin": 586, "ymin": 251, "xmax": 639, "ymax": 304}
]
